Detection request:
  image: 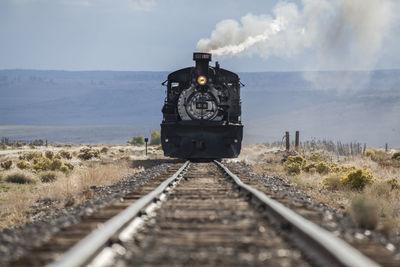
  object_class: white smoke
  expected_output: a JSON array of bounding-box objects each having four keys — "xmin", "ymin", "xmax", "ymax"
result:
[{"xmin": 197, "ymin": 0, "xmax": 395, "ymax": 79}]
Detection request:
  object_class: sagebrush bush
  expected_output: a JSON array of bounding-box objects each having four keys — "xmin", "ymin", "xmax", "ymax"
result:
[
  {"xmin": 316, "ymin": 161, "xmax": 330, "ymax": 174},
  {"xmin": 351, "ymin": 196, "xmax": 378, "ymax": 229},
  {"xmin": 64, "ymin": 162, "xmax": 74, "ymax": 170},
  {"xmin": 302, "ymin": 162, "xmax": 316, "ymax": 172},
  {"xmin": 45, "ymin": 151, "xmax": 54, "ymax": 159},
  {"xmin": 16, "ymin": 160, "xmax": 30, "ymax": 169},
  {"xmin": 40, "ymin": 172, "xmax": 57, "ymax": 183},
  {"xmin": 387, "ymin": 178, "xmax": 399, "ymax": 190},
  {"xmin": 23, "ymin": 151, "xmax": 42, "ymax": 161},
  {"xmin": 5, "ymin": 172, "xmax": 35, "ymax": 184},
  {"xmin": 392, "ymin": 152, "xmax": 400, "ymax": 160},
  {"xmin": 340, "ymin": 169, "xmax": 374, "ymax": 190},
  {"xmin": 100, "ymin": 147, "xmax": 109, "ymax": 154},
  {"xmin": 308, "ymin": 152, "xmax": 329, "ymax": 162},
  {"xmin": 1, "ymin": 160, "xmax": 12, "ymax": 170},
  {"xmin": 60, "ymin": 165, "xmax": 70, "ymax": 174},
  {"xmin": 0, "ymin": 143, "xmax": 7, "ymax": 150},
  {"xmin": 50, "ymin": 158, "xmax": 62, "ymax": 171},
  {"xmin": 371, "ymin": 151, "xmax": 390, "ymax": 163},
  {"xmin": 33, "ymin": 158, "xmax": 52, "ymax": 171},
  {"xmin": 322, "ymin": 173, "xmax": 342, "ymax": 190},
  {"xmin": 78, "ymin": 147, "xmax": 100, "ymax": 160},
  {"xmin": 284, "ymin": 162, "xmax": 302, "ymax": 175},
  {"xmin": 283, "ymin": 155, "xmax": 305, "ymax": 175},
  {"xmin": 57, "ymin": 150, "xmax": 72, "ymax": 160},
  {"xmin": 365, "ymin": 150, "xmax": 375, "ymax": 157}
]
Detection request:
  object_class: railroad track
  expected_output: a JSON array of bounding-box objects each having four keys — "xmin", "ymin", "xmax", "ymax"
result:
[{"xmin": 10, "ymin": 161, "xmax": 380, "ymax": 267}]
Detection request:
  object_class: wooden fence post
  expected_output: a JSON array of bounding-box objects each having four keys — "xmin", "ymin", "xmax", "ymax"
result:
[
  {"xmin": 285, "ymin": 131, "xmax": 290, "ymax": 152},
  {"xmin": 295, "ymin": 131, "xmax": 300, "ymax": 151},
  {"xmin": 385, "ymin": 143, "xmax": 388, "ymax": 152}
]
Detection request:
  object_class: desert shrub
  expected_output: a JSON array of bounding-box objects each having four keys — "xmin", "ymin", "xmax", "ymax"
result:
[
  {"xmin": 283, "ymin": 155, "xmax": 306, "ymax": 175},
  {"xmin": 60, "ymin": 165, "xmax": 70, "ymax": 174},
  {"xmin": 5, "ymin": 172, "xmax": 35, "ymax": 184},
  {"xmin": 316, "ymin": 161, "xmax": 330, "ymax": 174},
  {"xmin": 57, "ymin": 150, "xmax": 72, "ymax": 160},
  {"xmin": 0, "ymin": 143, "xmax": 7, "ymax": 150},
  {"xmin": 64, "ymin": 162, "xmax": 74, "ymax": 170},
  {"xmin": 351, "ymin": 196, "xmax": 378, "ymax": 229},
  {"xmin": 40, "ymin": 172, "xmax": 57, "ymax": 182},
  {"xmin": 322, "ymin": 173, "xmax": 342, "ymax": 190},
  {"xmin": 100, "ymin": 147, "xmax": 109, "ymax": 154},
  {"xmin": 302, "ymin": 162, "xmax": 316, "ymax": 172},
  {"xmin": 33, "ymin": 158, "xmax": 52, "ymax": 171},
  {"xmin": 287, "ymin": 155, "xmax": 306, "ymax": 165},
  {"xmin": 308, "ymin": 152, "xmax": 329, "ymax": 162},
  {"xmin": 130, "ymin": 135, "xmax": 145, "ymax": 146},
  {"xmin": 370, "ymin": 151, "xmax": 389, "ymax": 162},
  {"xmin": 392, "ymin": 152, "xmax": 400, "ymax": 160},
  {"xmin": 338, "ymin": 165, "xmax": 357, "ymax": 173},
  {"xmin": 50, "ymin": 158, "xmax": 62, "ymax": 170},
  {"xmin": 365, "ymin": 150, "xmax": 375, "ymax": 157},
  {"xmin": 16, "ymin": 160, "xmax": 30, "ymax": 169},
  {"xmin": 45, "ymin": 151, "xmax": 54, "ymax": 159},
  {"xmin": 387, "ymin": 178, "xmax": 399, "ymax": 190},
  {"xmin": 150, "ymin": 130, "xmax": 161, "ymax": 145},
  {"xmin": 340, "ymin": 169, "xmax": 374, "ymax": 190},
  {"xmin": 1, "ymin": 160, "xmax": 12, "ymax": 170},
  {"xmin": 24, "ymin": 151, "xmax": 42, "ymax": 161},
  {"xmin": 284, "ymin": 162, "xmax": 301, "ymax": 175},
  {"xmin": 78, "ymin": 147, "xmax": 100, "ymax": 160},
  {"xmin": 29, "ymin": 145, "xmax": 35, "ymax": 149}
]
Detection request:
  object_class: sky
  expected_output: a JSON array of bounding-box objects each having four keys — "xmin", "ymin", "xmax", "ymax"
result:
[{"xmin": 1, "ymin": 0, "xmax": 400, "ymax": 72}]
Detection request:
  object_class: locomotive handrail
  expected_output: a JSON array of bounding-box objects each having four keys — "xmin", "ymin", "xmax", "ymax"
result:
[
  {"xmin": 214, "ymin": 160, "xmax": 380, "ymax": 267},
  {"xmin": 49, "ymin": 161, "xmax": 190, "ymax": 267}
]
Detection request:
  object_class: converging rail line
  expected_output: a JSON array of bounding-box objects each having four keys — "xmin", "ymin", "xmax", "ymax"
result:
[{"xmin": 10, "ymin": 161, "xmax": 380, "ymax": 267}]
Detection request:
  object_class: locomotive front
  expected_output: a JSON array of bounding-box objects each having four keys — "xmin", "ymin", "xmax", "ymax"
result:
[{"xmin": 161, "ymin": 52, "xmax": 243, "ymax": 159}]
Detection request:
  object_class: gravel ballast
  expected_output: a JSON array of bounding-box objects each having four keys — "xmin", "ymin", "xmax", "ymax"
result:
[{"xmin": 227, "ymin": 161, "xmax": 400, "ymax": 266}]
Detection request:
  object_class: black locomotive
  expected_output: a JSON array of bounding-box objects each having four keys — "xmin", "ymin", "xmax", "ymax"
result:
[{"xmin": 161, "ymin": 52, "xmax": 243, "ymax": 159}]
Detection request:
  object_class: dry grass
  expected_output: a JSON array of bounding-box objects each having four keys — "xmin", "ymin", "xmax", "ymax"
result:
[
  {"xmin": 240, "ymin": 144, "xmax": 400, "ymax": 234},
  {"xmin": 0, "ymin": 144, "xmax": 147, "ymax": 230}
]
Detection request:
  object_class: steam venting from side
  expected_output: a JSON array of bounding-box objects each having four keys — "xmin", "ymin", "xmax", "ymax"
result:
[{"xmin": 197, "ymin": 0, "xmax": 396, "ymax": 92}]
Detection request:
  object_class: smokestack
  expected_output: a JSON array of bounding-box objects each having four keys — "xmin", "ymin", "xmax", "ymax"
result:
[{"xmin": 193, "ymin": 52, "xmax": 211, "ymax": 77}]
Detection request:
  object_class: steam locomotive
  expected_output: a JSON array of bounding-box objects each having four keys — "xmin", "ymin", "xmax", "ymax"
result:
[{"xmin": 160, "ymin": 52, "xmax": 243, "ymax": 159}]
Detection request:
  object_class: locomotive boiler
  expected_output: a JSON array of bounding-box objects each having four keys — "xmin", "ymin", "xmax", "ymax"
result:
[{"xmin": 161, "ymin": 52, "xmax": 243, "ymax": 159}]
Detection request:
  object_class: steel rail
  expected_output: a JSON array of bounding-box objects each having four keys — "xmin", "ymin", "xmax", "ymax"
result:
[
  {"xmin": 215, "ymin": 160, "xmax": 380, "ymax": 267},
  {"xmin": 48, "ymin": 161, "xmax": 190, "ymax": 267}
]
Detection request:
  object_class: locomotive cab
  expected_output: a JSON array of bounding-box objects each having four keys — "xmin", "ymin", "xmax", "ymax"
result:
[{"xmin": 161, "ymin": 52, "xmax": 243, "ymax": 159}]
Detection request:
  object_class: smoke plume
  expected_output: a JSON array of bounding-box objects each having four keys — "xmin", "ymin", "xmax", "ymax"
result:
[{"xmin": 197, "ymin": 0, "xmax": 395, "ymax": 80}]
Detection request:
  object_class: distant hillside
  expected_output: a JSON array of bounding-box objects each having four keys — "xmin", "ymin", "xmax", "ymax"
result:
[{"xmin": 0, "ymin": 69, "xmax": 399, "ymax": 146}]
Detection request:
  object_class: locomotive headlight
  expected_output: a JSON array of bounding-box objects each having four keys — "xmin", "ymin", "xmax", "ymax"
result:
[{"xmin": 197, "ymin": 75, "xmax": 207, "ymax": 85}]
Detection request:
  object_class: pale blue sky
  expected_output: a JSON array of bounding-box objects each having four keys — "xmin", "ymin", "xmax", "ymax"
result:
[{"xmin": 1, "ymin": 0, "xmax": 399, "ymax": 71}]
